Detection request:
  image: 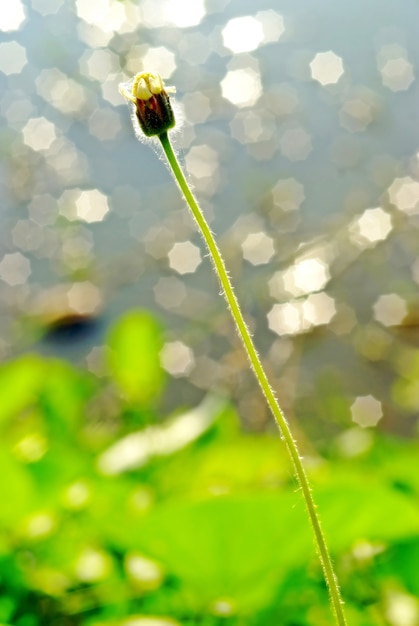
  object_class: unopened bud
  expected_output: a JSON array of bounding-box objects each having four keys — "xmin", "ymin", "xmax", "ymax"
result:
[{"xmin": 119, "ymin": 72, "xmax": 175, "ymax": 137}]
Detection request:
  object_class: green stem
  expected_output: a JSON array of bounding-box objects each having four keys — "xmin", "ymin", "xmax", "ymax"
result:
[{"xmin": 158, "ymin": 131, "xmax": 347, "ymax": 626}]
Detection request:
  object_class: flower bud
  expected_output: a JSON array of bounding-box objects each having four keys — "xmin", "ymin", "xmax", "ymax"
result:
[{"xmin": 119, "ymin": 72, "xmax": 175, "ymax": 137}]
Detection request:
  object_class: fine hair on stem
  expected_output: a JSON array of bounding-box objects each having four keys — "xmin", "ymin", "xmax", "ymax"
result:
[{"xmin": 119, "ymin": 71, "xmax": 348, "ymax": 626}]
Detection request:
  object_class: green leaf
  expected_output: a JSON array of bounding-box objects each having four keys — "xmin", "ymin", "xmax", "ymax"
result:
[
  {"xmin": 40, "ymin": 360, "xmax": 93, "ymax": 435},
  {"xmin": 107, "ymin": 311, "xmax": 165, "ymax": 405},
  {"xmin": 0, "ymin": 593, "xmax": 16, "ymax": 622},
  {"xmin": 0, "ymin": 448, "xmax": 35, "ymax": 527},
  {"xmin": 104, "ymin": 462, "xmax": 419, "ymax": 615},
  {"xmin": 317, "ymin": 471, "xmax": 419, "ymax": 549},
  {"xmin": 359, "ymin": 436, "xmax": 419, "ymax": 494},
  {"xmin": 109, "ymin": 493, "xmax": 311, "ymax": 614},
  {"xmin": 378, "ymin": 537, "xmax": 419, "ymax": 595},
  {"xmin": 153, "ymin": 434, "xmax": 291, "ymax": 499},
  {"xmin": 0, "ymin": 355, "xmax": 45, "ymax": 425}
]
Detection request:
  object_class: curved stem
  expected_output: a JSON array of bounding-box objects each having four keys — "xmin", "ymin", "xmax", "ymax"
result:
[{"xmin": 158, "ymin": 131, "xmax": 347, "ymax": 626}]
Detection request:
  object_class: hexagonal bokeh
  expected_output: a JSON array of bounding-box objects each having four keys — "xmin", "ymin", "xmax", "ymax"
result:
[
  {"xmin": 168, "ymin": 241, "xmax": 202, "ymax": 275},
  {"xmin": 221, "ymin": 67, "xmax": 263, "ymax": 107},
  {"xmin": 310, "ymin": 51, "xmax": 344, "ymax": 86},
  {"xmin": 1, "ymin": 0, "xmax": 419, "ymax": 442}
]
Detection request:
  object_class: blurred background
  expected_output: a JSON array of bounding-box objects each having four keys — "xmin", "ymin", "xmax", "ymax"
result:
[
  {"xmin": 1, "ymin": 1, "xmax": 419, "ymax": 625},
  {"xmin": 1, "ymin": 0, "xmax": 419, "ymax": 440}
]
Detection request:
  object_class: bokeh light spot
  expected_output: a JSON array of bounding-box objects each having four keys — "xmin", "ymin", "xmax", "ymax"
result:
[
  {"xmin": 24, "ymin": 512, "xmax": 56, "ymax": 539},
  {"xmin": 351, "ymin": 395, "xmax": 383, "ymax": 428},
  {"xmin": 279, "ymin": 128, "xmax": 312, "ymax": 161},
  {"xmin": 336, "ymin": 427, "xmax": 374, "ymax": 458},
  {"xmin": 267, "ymin": 291, "xmax": 335, "ymax": 336},
  {"xmin": 153, "ymin": 277, "xmax": 187, "ymax": 310},
  {"xmin": 36, "ymin": 68, "xmax": 88, "ymax": 116},
  {"xmin": 377, "ymin": 44, "xmax": 415, "ymax": 92},
  {"xmin": 387, "ymin": 176, "xmax": 419, "ymax": 215},
  {"xmin": 125, "ymin": 553, "xmax": 164, "ymax": 589},
  {"xmin": 340, "ymin": 101, "xmax": 372, "ymax": 132},
  {"xmin": 350, "ymin": 207, "xmax": 393, "ymax": 246},
  {"xmin": 0, "ymin": 0, "xmax": 26, "ymax": 31},
  {"xmin": 160, "ymin": 341, "xmax": 195, "ymax": 377},
  {"xmin": 58, "ymin": 188, "xmax": 109, "ymax": 223},
  {"xmin": 138, "ymin": 0, "xmax": 205, "ymax": 28},
  {"xmin": 221, "ymin": 68, "xmax": 262, "ymax": 108},
  {"xmin": 63, "ymin": 481, "xmax": 90, "ymax": 510},
  {"xmin": 182, "ymin": 92, "xmax": 211, "ymax": 124},
  {"xmin": 67, "ymin": 281, "xmax": 102, "ymax": 315},
  {"xmin": 75, "ymin": 547, "xmax": 113, "ymax": 582},
  {"xmin": 0, "ymin": 252, "xmax": 31, "ymax": 285},
  {"xmin": 79, "ymin": 48, "xmax": 119, "ymax": 82},
  {"xmin": 168, "ymin": 241, "xmax": 202, "ymax": 275},
  {"xmin": 271, "ymin": 178, "xmax": 305, "ymax": 212},
  {"xmin": 141, "ymin": 46, "xmax": 176, "ymax": 79},
  {"xmin": 268, "ymin": 302, "xmax": 305, "ymax": 336},
  {"xmin": 75, "ymin": 0, "xmax": 125, "ymax": 33},
  {"xmin": 230, "ymin": 110, "xmax": 275, "ymax": 145},
  {"xmin": 120, "ymin": 617, "xmax": 180, "ymax": 626},
  {"xmin": 14, "ymin": 433, "xmax": 47, "ymax": 463},
  {"xmin": 381, "ymin": 58, "xmax": 414, "ymax": 91},
  {"xmin": 22, "ymin": 117, "xmax": 57, "ymax": 151},
  {"xmin": 76, "ymin": 190, "xmax": 109, "ymax": 223},
  {"xmin": 0, "ymin": 41, "xmax": 27, "ymax": 75},
  {"xmin": 310, "ymin": 51, "xmax": 344, "ymax": 85},
  {"xmin": 282, "ymin": 258, "xmax": 330, "ymax": 296},
  {"xmin": 303, "ymin": 292, "xmax": 336, "ymax": 326},
  {"xmin": 165, "ymin": 0, "xmax": 206, "ymax": 28},
  {"xmin": 241, "ymin": 232, "xmax": 275, "ymax": 265},
  {"xmin": 255, "ymin": 10, "xmax": 285, "ymax": 43},
  {"xmin": 373, "ymin": 294, "xmax": 407, "ymax": 327},
  {"xmin": 386, "ymin": 592, "xmax": 419, "ymax": 626},
  {"xmin": 184, "ymin": 145, "xmax": 218, "ymax": 179},
  {"xmin": 222, "ymin": 16, "xmax": 264, "ymax": 53}
]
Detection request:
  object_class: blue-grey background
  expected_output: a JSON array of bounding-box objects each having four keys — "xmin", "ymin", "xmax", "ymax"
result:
[{"xmin": 1, "ymin": 0, "xmax": 419, "ymax": 439}]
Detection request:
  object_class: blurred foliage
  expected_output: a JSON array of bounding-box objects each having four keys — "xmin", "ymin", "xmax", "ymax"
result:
[{"xmin": 0, "ymin": 310, "xmax": 418, "ymax": 626}]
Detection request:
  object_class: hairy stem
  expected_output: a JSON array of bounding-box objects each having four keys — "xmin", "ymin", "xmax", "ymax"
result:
[{"xmin": 159, "ymin": 131, "xmax": 347, "ymax": 626}]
